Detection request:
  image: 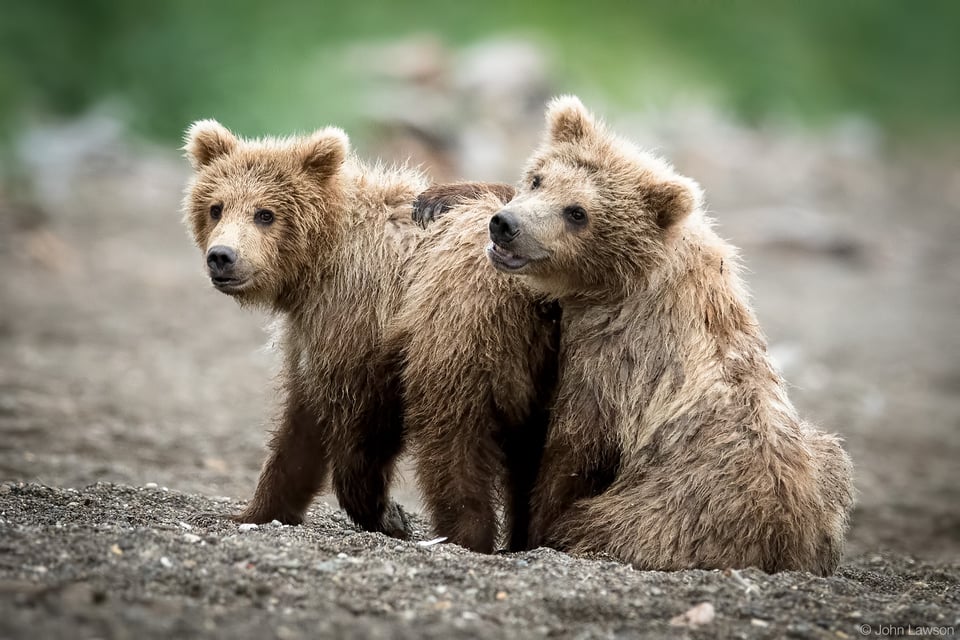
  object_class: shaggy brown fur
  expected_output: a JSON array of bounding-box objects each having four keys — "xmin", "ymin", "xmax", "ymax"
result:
[
  {"xmin": 183, "ymin": 120, "xmax": 427, "ymax": 536},
  {"xmin": 484, "ymin": 96, "xmax": 854, "ymax": 574},
  {"xmin": 386, "ymin": 195, "xmax": 559, "ymax": 553}
]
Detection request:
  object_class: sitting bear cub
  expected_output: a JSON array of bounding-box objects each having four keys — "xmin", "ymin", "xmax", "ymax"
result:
[{"xmin": 414, "ymin": 96, "xmax": 854, "ymax": 574}]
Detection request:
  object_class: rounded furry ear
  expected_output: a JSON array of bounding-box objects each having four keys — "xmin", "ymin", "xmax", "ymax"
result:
[
  {"xmin": 546, "ymin": 95, "xmax": 596, "ymax": 144},
  {"xmin": 184, "ymin": 119, "xmax": 238, "ymax": 169},
  {"xmin": 649, "ymin": 176, "xmax": 703, "ymax": 229},
  {"xmin": 301, "ymin": 127, "xmax": 350, "ymax": 179}
]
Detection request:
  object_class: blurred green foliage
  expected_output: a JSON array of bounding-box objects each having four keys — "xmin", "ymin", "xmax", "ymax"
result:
[{"xmin": 2, "ymin": 0, "xmax": 959, "ymax": 142}]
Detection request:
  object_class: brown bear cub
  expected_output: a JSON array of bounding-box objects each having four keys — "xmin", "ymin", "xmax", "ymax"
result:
[
  {"xmin": 182, "ymin": 121, "xmax": 557, "ymax": 550},
  {"xmin": 183, "ymin": 121, "xmax": 422, "ymax": 536},
  {"xmin": 421, "ymin": 97, "xmax": 854, "ymax": 573}
]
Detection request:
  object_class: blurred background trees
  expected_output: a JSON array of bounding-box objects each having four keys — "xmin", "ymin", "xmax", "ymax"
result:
[{"xmin": 3, "ymin": 0, "xmax": 959, "ymax": 145}]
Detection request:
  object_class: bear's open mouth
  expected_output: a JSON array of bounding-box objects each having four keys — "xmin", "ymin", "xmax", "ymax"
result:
[
  {"xmin": 486, "ymin": 242, "xmax": 530, "ymax": 271},
  {"xmin": 211, "ymin": 277, "xmax": 251, "ymax": 294}
]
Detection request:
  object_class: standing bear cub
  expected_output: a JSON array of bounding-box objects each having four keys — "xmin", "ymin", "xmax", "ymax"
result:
[
  {"xmin": 182, "ymin": 121, "xmax": 558, "ymax": 551},
  {"xmin": 420, "ymin": 96, "xmax": 854, "ymax": 574},
  {"xmin": 183, "ymin": 121, "xmax": 422, "ymax": 536}
]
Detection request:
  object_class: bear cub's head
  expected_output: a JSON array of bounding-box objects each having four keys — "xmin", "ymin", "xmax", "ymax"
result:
[
  {"xmin": 183, "ymin": 120, "xmax": 349, "ymax": 308},
  {"xmin": 487, "ymin": 96, "xmax": 703, "ymax": 299}
]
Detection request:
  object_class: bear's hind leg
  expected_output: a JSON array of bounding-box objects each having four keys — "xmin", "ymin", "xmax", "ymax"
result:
[
  {"xmin": 416, "ymin": 433, "xmax": 502, "ymax": 554},
  {"xmin": 411, "ymin": 393, "xmax": 504, "ymax": 553}
]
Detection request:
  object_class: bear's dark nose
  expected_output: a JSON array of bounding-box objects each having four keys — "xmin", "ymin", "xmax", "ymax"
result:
[
  {"xmin": 206, "ymin": 245, "xmax": 237, "ymax": 274},
  {"xmin": 489, "ymin": 210, "xmax": 520, "ymax": 244}
]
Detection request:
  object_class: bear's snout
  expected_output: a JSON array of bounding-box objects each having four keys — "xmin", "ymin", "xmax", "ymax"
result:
[
  {"xmin": 489, "ymin": 210, "xmax": 520, "ymax": 245},
  {"xmin": 206, "ymin": 245, "xmax": 238, "ymax": 278}
]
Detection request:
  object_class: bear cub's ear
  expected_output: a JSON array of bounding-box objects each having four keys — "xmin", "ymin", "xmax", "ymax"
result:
[
  {"xmin": 301, "ymin": 127, "xmax": 350, "ymax": 180},
  {"xmin": 546, "ymin": 95, "xmax": 597, "ymax": 144},
  {"xmin": 648, "ymin": 175, "xmax": 703, "ymax": 229},
  {"xmin": 184, "ymin": 119, "xmax": 238, "ymax": 169}
]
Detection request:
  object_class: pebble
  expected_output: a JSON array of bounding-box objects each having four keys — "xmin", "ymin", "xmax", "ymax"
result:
[
  {"xmin": 238, "ymin": 523, "xmax": 258, "ymax": 532},
  {"xmin": 183, "ymin": 533, "xmax": 202, "ymax": 544},
  {"xmin": 751, "ymin": 619, "xmax": 769, "ymax": 627},
  {"xmin": 144, "ymin": 482, "xmax": 158, "ymax": 489},
  {"xmin": 178, "ymin": 521, "xmax": 193, "ymax": 530},
  {"xmin": 669, "ymin": 602, "xmax": 715, "ymax": 627},
  {"xmin": 269, "ymin": 519, "xmax": 282, "ymax": 527},
  {"xmin": 159, "ymin": 556, "xmax": 173, "ymax": 568}
]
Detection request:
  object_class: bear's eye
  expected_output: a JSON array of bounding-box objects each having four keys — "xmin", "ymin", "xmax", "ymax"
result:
[
  {"xmin": 255, "ymin": 209, "xmax": 275, "ymax": 225},
  {"xmin": 209, "ymin": 204, "xmax": 223, "ymax": 220},
  {"xmin": 531, "ymin": 175, "xmax": 542, "ymax": 190},
  {"xmin": 564, "ymin": 205, "xmax": 588, "ymax": 225}
]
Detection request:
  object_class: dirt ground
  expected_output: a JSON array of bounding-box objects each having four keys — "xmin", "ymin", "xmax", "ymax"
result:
[{"xmin": 0, "ymin": 109, "xmax": 958, "ymax": 638}]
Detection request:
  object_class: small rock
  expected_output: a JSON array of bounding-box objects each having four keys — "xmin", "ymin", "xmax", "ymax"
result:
[
  {"xmin": 269, "ymin": 519, "xmax": 282, "ymax": 527},
  {"xmin": 495, "ymin": 591, "xmax": 508, "ymax": 601},
  {"xmin": 669, "ymin": 602, "xmax": 715, "ymax": 628},
  {"xmin": 183, "ymin": 533, "xmax": 202, "ymax": 544},
  {"xmin": 178, "ymin": 521, "xmax": 193, "ymax": 530},
  {"xmin": 109, "ymin": 544, "xmax": 123, "ymax": 556},
  {"xmin": 0, "ymin": 484, "xmax": 11, "ymax": 495},
  {"xmin": 336, "ymin": 552, "xmax": 348, "ymax": 559},
  {"xmin": 144, "ymin": 482, "xmax": 158, "ymax": 489},
  {"xmin": 751, "ymin": 619, "xmax": 769, "ymax": 627},
  {"xmin": 238, "ymin": 523, "xmax": 258, "ymax": 532}
]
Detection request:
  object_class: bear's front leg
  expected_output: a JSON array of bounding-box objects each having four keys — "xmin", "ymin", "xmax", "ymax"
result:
[
  {"xmin": 236, "ymin": 392, "xmax": 329, "ymax": 525},
  {"xmin": 528, "ymin": 433, "xmax": 620, "ymax": 549},
  {"xmin": 331, "ymin": 363, "xmax": 411, "ymax": 539},
  {"xmin": 412, "ymin": 182, "xmax": 516, "ymax": 227}
]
